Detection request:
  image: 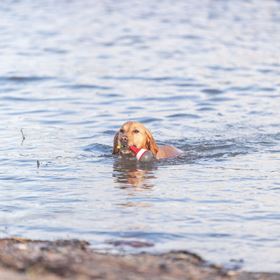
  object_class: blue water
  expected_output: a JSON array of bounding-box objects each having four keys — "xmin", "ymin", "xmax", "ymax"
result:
[{"xmin": 0, "ymin": 0, "xmax": 280, "ymax": 272}]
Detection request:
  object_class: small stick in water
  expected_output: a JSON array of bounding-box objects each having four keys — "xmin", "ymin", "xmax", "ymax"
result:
[
  {"xmin": 20, "ymin": 128, "xmax": 26, "ymax": 144},
  {"xmin": 37, "ymin": 160, "xmax": 40, "ymax": 168}
]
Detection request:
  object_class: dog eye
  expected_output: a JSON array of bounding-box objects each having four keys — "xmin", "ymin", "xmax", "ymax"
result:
[
  {"xmin": 133, "ymin": 129, "xmax": 139, "ymax": 134},
  {"xmin": 120, "ymin": 129, "xmax": 124, "ymax": 133}
]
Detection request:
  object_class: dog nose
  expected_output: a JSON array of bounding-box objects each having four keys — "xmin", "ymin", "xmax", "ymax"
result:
[{"xmin": 121, "ymin": 135, "xmax": 128, "ymax": 143}]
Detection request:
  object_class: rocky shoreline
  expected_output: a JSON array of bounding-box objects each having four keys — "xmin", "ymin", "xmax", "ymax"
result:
[{"xmin": 0, "ymin": 238, "xmax": 278, "ymax": 280}]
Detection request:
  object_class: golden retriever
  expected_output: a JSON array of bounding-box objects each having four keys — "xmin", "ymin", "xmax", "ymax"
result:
[{"xmin": 112, "ymin": 121, "xmax": 182, "ymax": 159}]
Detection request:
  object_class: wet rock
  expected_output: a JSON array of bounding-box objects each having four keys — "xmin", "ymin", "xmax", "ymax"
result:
[{"xmin": 0, "ymin": 238, "xmax": 278, "ymax": 280}]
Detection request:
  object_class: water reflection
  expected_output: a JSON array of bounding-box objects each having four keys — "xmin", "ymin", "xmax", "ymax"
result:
[{"xmin": 113, "ymin": 158, "xmax": 157, "ymax": 189}]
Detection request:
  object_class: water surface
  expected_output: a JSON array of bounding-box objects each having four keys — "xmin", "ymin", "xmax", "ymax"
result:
[{"xmin": 0, "ymin": 0, "xmax": 280, "ymax": 272}]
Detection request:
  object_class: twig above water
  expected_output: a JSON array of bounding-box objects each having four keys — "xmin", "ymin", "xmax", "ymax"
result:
[{"xmin": 20, "ymin": 128, "xmax": 26, "ymax": 144}]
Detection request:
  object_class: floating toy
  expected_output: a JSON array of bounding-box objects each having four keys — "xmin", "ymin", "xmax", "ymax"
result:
[{"xmin": 129, "ymin": 145, "xmax": 154, "ymax": 162}]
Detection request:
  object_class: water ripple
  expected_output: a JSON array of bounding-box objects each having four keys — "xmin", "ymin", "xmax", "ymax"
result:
[
  {"xmin": 0, "ymin": 76, "xmax": 54, "ymax": 83},
  {"xmin": 0, "ymin": 0, "xmax": 279, "ymax": 272}
]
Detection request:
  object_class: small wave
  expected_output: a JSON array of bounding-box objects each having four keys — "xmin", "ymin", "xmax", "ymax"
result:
[
  {"xmin": 0, "ymin": 76, "xmax": 54, "ymax": 83},
  {"xmin": 43, "ymin": 47, "xmax": 68, "ymax": 54},
  {"xmin": 167, "ymin": 113, "xmax": 200, "ymax": 119},
  {"xmin": 159, "ymin": 138, "xmax": 254, "ymax": 165},
  {"xmin": 83, "ymin": 143, "xmax": 111, "ymax": 156},
  {"xmin": 138, "ymin": 117, "xmax": 163, "ymax": 123},
  {"xmin": 226, "ymin": 86, "xmax": 254, "ymax": 92},
  {"xmin": 207, "ymin": 65, "xmax": 236, "ymax": 72},
  {"xmin": 58, "ymin": 84, "xmax": 112, "ymax": 90},
  {"xmin": 101, "ymin": 75, "xmax": 191, "ymax": 83},
  {"xmin": 201, "ymin": 88, "xmax": 224, "ymax": 95},
  {"xmin": 181, "ymin": 34, "xmax": 202, "ymax": 40},
  {"xmin": 170, "ymin": 82, "xmax": 205, "ymax": 88}
]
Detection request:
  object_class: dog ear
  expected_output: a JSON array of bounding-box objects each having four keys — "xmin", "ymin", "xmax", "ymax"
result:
[
  {"xmin": 145, "ymin": 128, "xmax": 159, "ymax": 156},
  {"xmin": 112, "ymin": 132, "xmax": 120, "ymax": 154}
]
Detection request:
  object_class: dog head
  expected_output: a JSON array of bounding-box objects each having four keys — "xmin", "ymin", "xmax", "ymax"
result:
[{"xmin": 112, "ymin": 121, "xmax": 159, "ymax": 156}]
